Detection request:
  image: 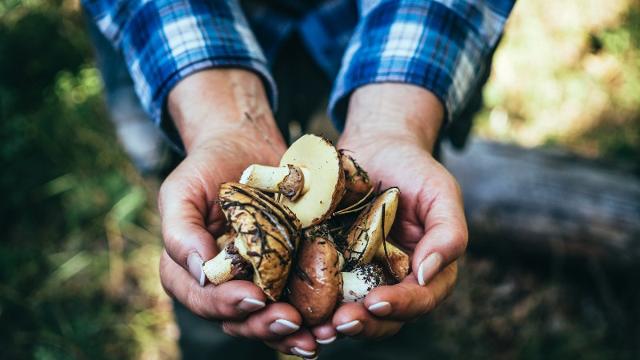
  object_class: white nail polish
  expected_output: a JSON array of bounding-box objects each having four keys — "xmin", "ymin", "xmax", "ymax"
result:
[
  {"xmin": 241, "ymin": 297, "xmax": 265, "ymax": 306},
  {"xmin": 367, "ymin": 301, "xmax": 391, "ymax": 313},
  {"xmin": 187, "ymin": 252, "xmax": 205, "ymax": 287},
  {"xmin": 316, "ymin": 335, "xmax": 336, "ymax": 345},
  {"xmin": 418, "ymin": 252, "xmax": 443, "ymax": 286},
  {"xmin": 336, "ymin": 320, "xmax": 361, "ymax": 333},
  {"xmin": 275, "ymin": 318, "xmax": 300, "ymax": 331},
  {"xmin": 291, "ymin": 346, "xmax": 315, "ymax": 358},
  {"xmin": 238, "ymin": 297, "xmax": 265, "ymax": 312}
]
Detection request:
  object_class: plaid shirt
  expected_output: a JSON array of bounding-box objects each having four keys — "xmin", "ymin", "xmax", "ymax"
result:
[{"xmin": 83, "ymin": 0, "xmax": 515, "ymax": 147}]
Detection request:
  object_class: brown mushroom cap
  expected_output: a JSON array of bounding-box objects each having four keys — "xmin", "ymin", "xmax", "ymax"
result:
[
  {"xmin": 219, "ymin": 182, "xmax": 301, "ymax": 301},
  {"xmin": 287, "ymin": 225, "xmax": 342, "ymax": 326},
  {"xmin": 338, "ymin": 150, "xmax": 372, "ymax": 208}
]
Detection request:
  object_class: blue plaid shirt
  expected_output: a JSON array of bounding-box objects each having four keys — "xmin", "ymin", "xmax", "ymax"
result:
[{"xmin": 83, "ymin": 0, "xmax": 515, "ymax": 147}]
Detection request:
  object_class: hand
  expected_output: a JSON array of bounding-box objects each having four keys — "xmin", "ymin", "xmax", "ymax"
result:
[
  {"xmin": 158, "ymin": 70, "xmax": 318, "ymax": 357},
  {"xmin": 311, "ymin": 84, "xmax": 467, "ymax": 342}
]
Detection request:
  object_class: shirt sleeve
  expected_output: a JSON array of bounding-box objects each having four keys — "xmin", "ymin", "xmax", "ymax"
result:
[
  {"xmin": 329, "ymin": 0, "xmax": 515, "ymax": 129},
  {"xmin": 82, "ymin": 0, "xmax": 276, "ymax": 150}
]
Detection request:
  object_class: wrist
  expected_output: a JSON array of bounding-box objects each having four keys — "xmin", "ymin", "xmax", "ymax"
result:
[
  {"xmin": 341, "ymin": 83, "xmax": 444, "ymax": 153},
  {"xmin": 168, "ymin": 69, "xmax": 284, "ymax": 152}
]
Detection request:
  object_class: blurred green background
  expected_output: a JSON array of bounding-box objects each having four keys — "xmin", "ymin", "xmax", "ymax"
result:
[{"xmin": 1, "ymin": 0, "xmax": 638, "ymax": 359}]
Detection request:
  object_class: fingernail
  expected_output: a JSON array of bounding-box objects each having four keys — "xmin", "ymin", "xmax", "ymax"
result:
[
  {"xmin": 418, "ymin": 252, "xmax": 443, "ymax": 286},
  {"xmin": 187, "ymin": 252, "xmax": 205, "ymax": 287},
  {"xmin": 367, "ymin": 301, "xmax": 392, "ymax": 316},
  {"xmin": 291, "ymin": 347, "xmax": 316, "ymax": 358},
  {"xmin": 237, "ymin": 297, "xmax": 265, "ymax": 312},
  {"xmin": 269, "ymin": 319, "xmax": 300, "ymax": 335},
  {"xmin": 316, "ymin": 335, "xmax": 337, "ymax": 345},
  {"xmin": 336, "ymin": 320, "xmax": 362, "ymax": 335}
]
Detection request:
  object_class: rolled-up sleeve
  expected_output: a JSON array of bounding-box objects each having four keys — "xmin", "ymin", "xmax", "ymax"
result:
[
  {"xmin": 82, "ymin": 0, "xmax": 276, "ymax": 148},
  {"xmin": 329, "ymin": 0, "xmax": 515, "ymax": 129}
]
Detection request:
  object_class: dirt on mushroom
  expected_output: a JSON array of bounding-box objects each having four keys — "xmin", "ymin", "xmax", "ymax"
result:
[{"xmin": 201, "ymin": 134, "xmax": 407, "ymax": 308}]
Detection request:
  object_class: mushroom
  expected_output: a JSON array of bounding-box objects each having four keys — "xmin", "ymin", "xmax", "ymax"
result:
[
  {"xmin": 341, "ymin": 263, "xmax": 387, "ymax": 303},
  {"xmin": 287, "ymin": 225, "xmax": 343, "ymax": 326},
  {"xmin": 240, "ymin": 134, "xmax": 345, "ymax": 228},
  {"xmin": 375, "ymin": 238, "xmax": 411, "ymax": 282},
  {"xmin": 344, "ymin": 187, "xmax": 410, "ymax": 282},
  {"xmin": 338, "ymin": 150, "xmax": 373, "ymax": 208},
  {"xmin": 288, "ymin": 226, "xmax": 388, "ymax": 319},
  {"xmin": 202, "ymin": 182, "xmax": 301, "ymax": 301},
  {"xmin": 215, "ymin": 229, "xmax": 236, "ymax": 250}
]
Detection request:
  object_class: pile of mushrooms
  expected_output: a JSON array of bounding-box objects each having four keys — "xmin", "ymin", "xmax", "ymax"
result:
[{"xmin": 202, "ymin": 134, "xmax": 410, "ymax": 324}]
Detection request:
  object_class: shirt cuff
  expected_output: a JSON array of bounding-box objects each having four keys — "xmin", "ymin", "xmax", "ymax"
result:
[
  {"xmin": 91, "ymin": 0, "xmax": 276, "ymax": 151},
  {"xmin": 329, "ymin": 0, "xmax": 511, "ymax": 131}
]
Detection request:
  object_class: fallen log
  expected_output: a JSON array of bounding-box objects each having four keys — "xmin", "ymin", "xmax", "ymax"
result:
[{"xmin": 443, "ymin": 139, "xmax": 640, "ymax": 266}]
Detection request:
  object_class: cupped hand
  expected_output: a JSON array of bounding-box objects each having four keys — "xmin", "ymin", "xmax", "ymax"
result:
[
  {"xmin": 158, "ymin": 69, "xmax": 319, "ymax": 357},
  {"xmin": 311, "ymin": 84, "xmax": 467, "ymax": 342}
]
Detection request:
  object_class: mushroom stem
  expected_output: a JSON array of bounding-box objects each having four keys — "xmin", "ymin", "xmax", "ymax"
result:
[
  {"xmin": 240, "ymin": 164, "xmax": 310, "ymax": 200},
  {"xmin": 341, "ymin": 264, "xmax": 387, "ymax": 303},
  {"xmin": 202, "ymin": 247, "xmax": 235, "ymax": 285},
  {"xmin": 341, "ymin": 272, "xmax": 369, "ymax": 303},
  {"xmin": 202, "ymin": 242, "xmax": 251, "ymax": 285}
]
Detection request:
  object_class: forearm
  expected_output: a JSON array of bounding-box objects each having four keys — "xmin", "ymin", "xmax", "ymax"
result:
[
  {"xmin": 342, "ymin": 84, "xmax": 444, "ymax": 153},
  {"xmin": 168, "ymin": 69, "xmax": 285, "ymax": 153},
  {"xmin": 83, "ymin": 0, "xmax": 276, "ymax": 150}
]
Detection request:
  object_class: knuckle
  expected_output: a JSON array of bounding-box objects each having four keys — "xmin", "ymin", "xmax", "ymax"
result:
[
  {"xmin": 158, "ymin": 256, "xmax": 174, "ymax": 298},
  {"xmin": 220, "ymin": 321, "xmax": 237, "ymax": 337},
  {"xmin": 185, "ymin": 284, "xmax": 208, "ymax": 318},
  {"xmin": 451, "ymin": 177, "xmax": 463, "ymax": 197},
  {"xmin": 157, "ymin": 180, "xmax": 174, "ymax": 215},
  {"xmin": 449, "ymin": 262, "xmax": 459, "ymax": 285},
  {"xmin": 421, "ymin": 292, "xmax": 436, "ymax": 314},
  {"xmin": 450, "ymin": 228, "xmax": 469, "ymax": 255}
]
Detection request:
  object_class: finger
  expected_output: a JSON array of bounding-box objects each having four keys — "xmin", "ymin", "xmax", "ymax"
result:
[
  {"xmin": 364, "ymin": 261, "xmax": 458, "ymax": 321},
  {"xmin": 332, "ymin": 302, "xmax": 404, "ymax": 339},
  {"xmin": 264, "ymin": 329, "xmax": 318, "ymax": 359},
  {"xmin": 158, "ymin": 172, "xmax": 221, "ymax": 285},
  {"xmin": 310, "ymin": 320, "xmax": 337, "ymax": 345},
  {"xmin": 414, "ymin": 172, "xmax": 467, "ymax": 285},
  {"xmin": 160, "ymin": 250, "xmax": 266, "ymax": 320},
  {"xmin": 220, "ymin": 302, "xmax": 303, "ymax": 341}
]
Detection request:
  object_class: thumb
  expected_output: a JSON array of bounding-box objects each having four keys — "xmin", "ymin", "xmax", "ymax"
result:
[
  {"xmin": 159, "ymin": 177, "xmax": 220, "ymax": 286},
  {"xmin": 412, "ymin": 180, "xmax": 467, "ymax": 286}
]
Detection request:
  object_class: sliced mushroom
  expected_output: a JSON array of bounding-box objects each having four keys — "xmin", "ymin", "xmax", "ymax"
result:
[
  {"xmin": 344, "ymin": 187, "xmax": 410, "ymax": 281},
  {"xmin": 341, "ymin": 263, "xmax": 387, "ymax": 303},
  {"xmin": 202, "ymin": 183, "xmax": 301, "ymax": 301},
  {"xmin": 287, "ymin": 225, "xmax": 342, "ymax": 326},
  {"xmin": 240, "ymin": 134, "xmax": 345, "ymax": 228},
  {"xmin": 338, "ymin": 150, "xmax": 373, "ymax": 208}
]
